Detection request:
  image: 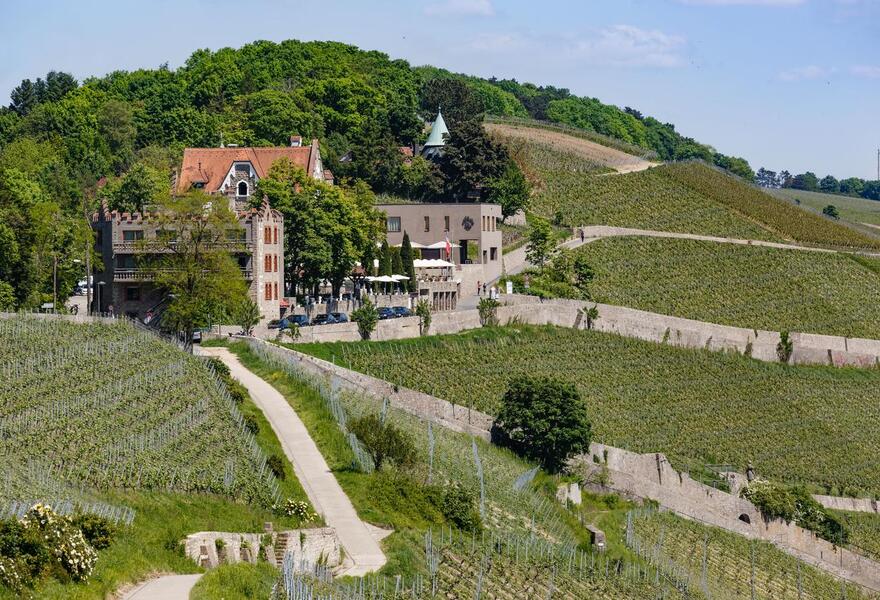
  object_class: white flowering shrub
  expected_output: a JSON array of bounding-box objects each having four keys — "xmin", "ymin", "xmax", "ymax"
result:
[
  {"xmin": 0, "ymin": 557, "xmax": 24, "ymax": 591},
  {"xmin": 274, "ymin": 499, "xmax": 317, "ymax": 522},
  {"xmin": 20, "ymin": 504, "xmax": 98, "ymax": 582}
]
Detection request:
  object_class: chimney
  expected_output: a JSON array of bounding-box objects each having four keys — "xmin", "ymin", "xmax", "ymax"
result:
[{"xmin": 289, "ymin": 135, "xmax": 302, "ymax": 147}]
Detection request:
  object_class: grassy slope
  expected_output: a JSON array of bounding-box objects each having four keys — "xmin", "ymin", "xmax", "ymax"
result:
[
  {"xmin": 836, "ymin": 511, "xmax": 880, "ymax": 563},
  {"xmin": 573, "ymin": 236, "xmax": 880, "ymax": 339},
  {"xmin": 770, "ymin": 188, "xmax": 880, "ymax": 227},
  {"xmin": 295, "ymin": 325, "xmax": 880, "ymax": 497},
  {"xmin": 631, "ymin": 510, "xmax": 870, "ymax": 600},
  {"xmin": 190, "ymin": 562, "xmax": 279, "ymax": 600}
]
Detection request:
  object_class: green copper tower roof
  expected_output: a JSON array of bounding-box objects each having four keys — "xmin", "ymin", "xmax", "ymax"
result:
[{"xmin": 424, "ymin": 109, "xmax": 449, "ymax": 147}]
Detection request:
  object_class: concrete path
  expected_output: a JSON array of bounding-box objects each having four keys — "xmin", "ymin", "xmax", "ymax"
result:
[
  {"xmin": 121, "ymin": 574, "xmax": 202, "ymax": 600},
  {"xmin": 199, "ymin": 347, "xmax": 387, "ymax": 576}
]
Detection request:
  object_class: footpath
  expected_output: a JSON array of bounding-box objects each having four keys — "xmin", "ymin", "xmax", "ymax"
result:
[{"xmin": 199, "ymin": 347, "xmax": 387, "ymax": 576}]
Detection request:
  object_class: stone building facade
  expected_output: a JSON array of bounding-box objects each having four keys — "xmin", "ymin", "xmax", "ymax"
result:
[{"xmin": 92, "ymin": 138, "xmax": 330, "ymax": 321}]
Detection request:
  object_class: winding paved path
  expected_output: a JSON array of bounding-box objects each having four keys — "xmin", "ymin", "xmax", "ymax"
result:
[
  {"xmin": 121, "ymin": 574, "xmax": 202, "ymax": 600},
  {"xmin": 199, "ymin": 347, "xmax": 387, "ymax": 576}
]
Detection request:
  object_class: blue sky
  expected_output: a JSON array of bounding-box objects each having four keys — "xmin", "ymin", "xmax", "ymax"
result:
[{"xmin": 1, "ymin": 0, "xmax": 877, "ymax": 178}]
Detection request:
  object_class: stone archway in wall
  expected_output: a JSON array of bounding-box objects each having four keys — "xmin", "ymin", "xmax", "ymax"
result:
[{"xmin": 738, "ymin": 513, "xmax": 751, "ymax": 524}]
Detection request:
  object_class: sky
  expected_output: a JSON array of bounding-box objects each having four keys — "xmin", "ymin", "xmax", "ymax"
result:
[{"xmin": 0, "ymin": 0, "xmax": 877, "ymax": 179}]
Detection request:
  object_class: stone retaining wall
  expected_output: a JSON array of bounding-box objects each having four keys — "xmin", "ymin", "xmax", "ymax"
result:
[
  {"xmin": 571, "ymin": 444, "xmax": 880, "ymax": 593},
  {"xmin": 262, "ymin": 297, "xmax": 880, "ymax": 368}
]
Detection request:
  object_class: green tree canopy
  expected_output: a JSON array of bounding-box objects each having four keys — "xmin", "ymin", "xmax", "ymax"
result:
[{"xmin": 492, "ymin": 375, "xmax": 592, "ymax": 473}]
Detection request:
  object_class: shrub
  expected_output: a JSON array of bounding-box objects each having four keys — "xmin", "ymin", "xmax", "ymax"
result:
[
  {"xmin": 349, "ymin": 413, "xmax": 417, "ymax": 470},
  {"xmin": 243, "ymin": 414, "xmax": 260, "ymax": 435},
  {"xmin": 351, "ymin": 298, "xmax": 379, "ymax": 340},
  {"xmin": 0, "ymin": 519, "xmax": 50, "ymax": 589},
  {"xmin": 70, "ymin": 514, "xmax": 116, "ymax": 550},
  {"xmin": 492, "ymin": 375, "xmax": 591, "ymax": 473},
  {"xmin": 275, "ymin": 499, "xmax": 316, "ymax": 522},
  {"xmin": 741, "ymin": 479, "xmax": 848, "ymax": 544},
  {"xmin": 477, "ymin": 297, "xmax": 500, "ymax": 327},
  {"xmin": 439, "ymin": 485, "xmax": 482, "ymax": 532},
  {"xmin": 415, "ymin": 299, "xmax": 432, "ymax": 336},
  {"xmin": 20, "ymin": 504, "xmax": 97, "ymax": 583},
  {"xmin": 777, "ymin": 331, "xmax": 793, "ymax": 363},
  {"xmin": 208, "ymin": 357, "xmax": 231, "ymax": 378},
  {"xmin": 266, "ymin": 455, "xmax": 286, "ymax": 480}
]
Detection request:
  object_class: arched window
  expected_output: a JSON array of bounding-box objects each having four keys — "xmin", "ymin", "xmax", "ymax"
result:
[{"xmin": 237, "ymin": 181, "xmax": 248, "ymax": 196}]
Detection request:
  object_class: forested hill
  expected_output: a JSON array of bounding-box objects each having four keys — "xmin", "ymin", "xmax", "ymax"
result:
[{"xmin": 0, "ymin": 38, "xmax": 751, "ymax": 310}]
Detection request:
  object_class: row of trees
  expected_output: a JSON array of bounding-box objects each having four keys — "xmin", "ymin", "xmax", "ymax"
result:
[{"xmin": 755, "ymin": 167, "xmax": 880, "ymax": 201}]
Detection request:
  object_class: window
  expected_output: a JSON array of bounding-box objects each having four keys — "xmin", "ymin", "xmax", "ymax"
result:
[
  {"xmin": 482, "ymin": 250, "xmax": 488, "ymax": 263},
  {"xmin": 125, "ymin": 286, "xmax": 140, "ymax": 301},
  {"xmin": 444, "ymin": 215, "xmax": 450, "ymax": 231},
  {"xmin": 117, "ymin": 255, "xmax": 136, "ymax": 269},
  {"xmin": 122, "ymin": 230, "xmax": 144, "ymax": 241},
  {"xmin": 237, "ymin": 181, "xmax": 249, "ymax": 196},
  {"xmin": 273, "ymin": 255, "xmax": 278, "ymax": 272},
  {"xmin": 386, "ymin": 217, "xmax": 401, "ymax": 232},
  {"xmin": 424, "ymin": 216, "xmax": 430, "ymax": 232},
  {"xmin": 273, "ymin": 282, "xmax": 278, "ymax": 300},
  {"xmin": 264, "ymin": 255, "xmax": 271, "ymax": 272},
  {"xmin": 265, "ymin": 283, "xmax": 271, "ymax": 300},
  {"xmin": 264, "ymin": 226, "xmax": 271, "ymax": 243},
  {"xmin": 490, "ymin": 247, "xmax": 498, "ymax": 261},
  {"xmin": 273, "ymin": 227, "xmax": 278, "ymax": 244},
  {"xmin": 235, "ymin": 162, "xmax": 250, "ymax": 175}
]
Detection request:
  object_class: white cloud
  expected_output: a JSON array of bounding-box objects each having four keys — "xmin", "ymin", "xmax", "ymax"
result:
[
  {"xmin": 678, "ymin": 0, "xmax": 804, "ymax": 4},
  {"xmin": 572, "ymin": 25, "xmax": 687, "ymax": 68},
  {"xmin": 424, "ymin": 0, "xmax": 494, "ymax": 17},
  {"xmin": 778, "ymin": 65, "xmax": 831, "ymax": 82},
  {"xmin": 850, "ymin": 65, "xmax": 880, "ymax": 79}
]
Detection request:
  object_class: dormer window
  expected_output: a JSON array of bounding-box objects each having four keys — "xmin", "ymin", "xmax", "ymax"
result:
[{"xmin": 237, "ymin": 181, "xmax": 249, "ymax": 197}]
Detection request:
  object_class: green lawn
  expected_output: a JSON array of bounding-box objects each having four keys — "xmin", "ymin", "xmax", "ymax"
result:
[
  {"xmin": 294, "ymin": 325, "xmax": 880, "ymax": 497},
  {"xmin": 572, "ymin": 236, "xmax": 880, "ymax": 339}
]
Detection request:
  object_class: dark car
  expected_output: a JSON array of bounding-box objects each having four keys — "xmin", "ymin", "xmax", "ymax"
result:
[
  {"xmin": 329, "ymin": 312, "xmax": 348, "ymax": 323},
  {"xmin": 377, "ymin": 307, "xmax": 395, "ymax": 320},
  {"xmin": 267, "ymin": 319, "xmax": 284, "ymax": 329},
  {"xmin": 310, "ymin": 314, "xmax": 331, "ymax": 326},
  {"xmin": 288, "ymin": 314, "xmax": 310, "ymax": 327},
  {"xmin": 391, "ymin": 306, "xmax": 412, "ymax": 318}
]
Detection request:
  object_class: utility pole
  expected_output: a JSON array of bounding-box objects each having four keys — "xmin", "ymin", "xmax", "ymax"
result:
[{"xmin": 52, "ymin": 254, "xmax": 57, "ymax": 312}]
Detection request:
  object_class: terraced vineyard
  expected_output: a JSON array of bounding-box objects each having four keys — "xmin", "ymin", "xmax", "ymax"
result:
[
  {"xmin": 296, "ymin": 326, "xmax": 880, "ymax": 497},
  {"xmin": 494, "ymin": 122, "xmax": 880, "ymax": 249},
  {"xmin": 770, "ymin": 188, "xmax": 880, "ymax": 228},
  {"xmin": 0, "ymin": 316, "xmax": 282, "ymax": 506},
  {"xmin": 573, "ymin": 236, "xmax": 880, "ymax": 339},
  {"xmin": 275, "ymin": 528, "xmax": 694, "ymax": 599},
  {"xmin": 628, "ymin": 509, "xmax": 870, "ymax": 599},
  {"xmin": 837, "ymin": 511, "xmax": 880, "ymax": 563},
  {"xmin": 504, "ymin": 140, "xmax": 779, "ymax": 239},
  {"xmin": 662, "ymin": 163, "xmax": 880, "ymax": 250}
]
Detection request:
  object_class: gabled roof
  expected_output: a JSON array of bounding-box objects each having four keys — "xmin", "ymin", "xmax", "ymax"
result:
[
  {"xmin": 176, "ymin": 142, "xmax": 321, "ymax": 195},
  {"xmin": 424, "ymin": 109, "xmax": 449, "ymax": 147}
]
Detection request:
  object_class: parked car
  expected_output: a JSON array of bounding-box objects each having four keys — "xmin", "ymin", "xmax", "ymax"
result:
[
  {"xmin": 310, "ymin": 314, "xmax": 331, "ymax": 326},
  {"xmin": 377, "ymin": 307, "xmax": 395, "ymax": 320},
  {"xmin": 267, "ymin": 319, "xmax": 284, "ymax": 329},
  {"xmin": 391, "ymin": 306, "xmax": 412, "ymax": 318},
  {"xmin": 329, "ymin": 312, "xmax": 348, "ymax": 323},
  {"xmin": 288, "ymin": 314, "xmax": 310, "ymax": 327}
]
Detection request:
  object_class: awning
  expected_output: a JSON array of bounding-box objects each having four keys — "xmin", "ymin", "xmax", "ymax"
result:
[
  {"xmin": 414, "ymin": 259, "xmax": 455, "ymax": 268},
  {"xmin": 392, "ymin": 241, "xmax": 426, "ymax": 249},
  {"xmin": 390, "ymin": 274, "xmax": 410, "ymax": 281}
]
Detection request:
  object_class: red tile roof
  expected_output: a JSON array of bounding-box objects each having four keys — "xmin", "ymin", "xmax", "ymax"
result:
[{"xmin": 176, "ymin": 142, "xmax": 320, "ymax": 195}]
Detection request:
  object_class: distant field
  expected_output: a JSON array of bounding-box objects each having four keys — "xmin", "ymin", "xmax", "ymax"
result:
[
  {"xmin": 769, "ymin": 188, "xmax": 880, "ymax": 227},
  {"xmin": 631, "ymin": 510, "xmax": 869, "ymax": 600},
  {"xmin": 295, "ymin": 325, "xmax": 880, "ymax": 497},
  {"xmin": 574, "ymin": 236, "xmax": 880, "ymax": 339}
]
